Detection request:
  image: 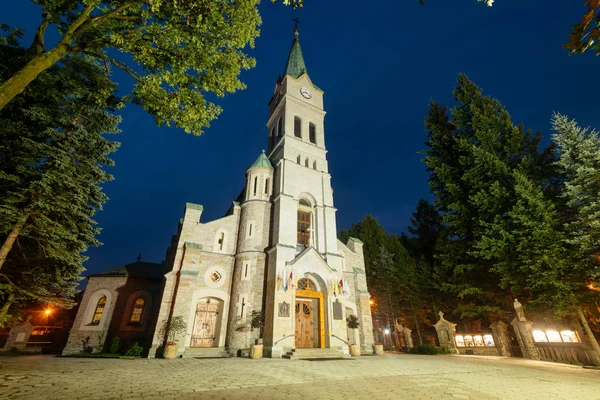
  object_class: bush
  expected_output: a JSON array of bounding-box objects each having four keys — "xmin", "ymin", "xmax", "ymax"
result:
[
  {"xmin": 125, "ymin": 342, "xmax": 144, "ymax": 357},
  {"xmin": 110, "ymin": 337, "xmax": 121, "ymax": 354},
  {"xmin": 408, "ymin": 344, "xmax": 452, "ymax": 355}
]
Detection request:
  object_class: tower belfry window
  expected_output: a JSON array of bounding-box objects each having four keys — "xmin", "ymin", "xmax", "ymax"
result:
[
  {"xmin": 277, "ymin": 117, "xmax": 283, "ymax": 137},
  {"xmin": 297, "ymin": 155, "xmax": 301, "ymax": 164},
  {"xmin": 305, "ymin": 158, "xmax": 309, "ymax": 168},
  {"xmin": 309, "ymin": 123, "xmax": 316, "ymax": 144},
  {"xmin": 294, "ymin": 116, "xmax": 302, "ymax": 138},
  {"xmin": 253, "ymin": 176, "xmax": 258, "ymax": 196}
]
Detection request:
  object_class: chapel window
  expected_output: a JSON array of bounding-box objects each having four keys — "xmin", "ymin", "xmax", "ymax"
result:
[
  {"xmin": 265, "ymin": 178, "xmax": 270, "ymax": 194},
  {"xmin": 253, "ymin": 176, "xmax": 258, "ymax": 196},
  {"xmin": 91, "ymin": 296, "xmax": 107, "ymax": 325},
  {"xmin": 297, "ymin": 199, "xmax": 312, "ymax": 246},
  {"xmin": 297, "ymin": 155, "xmax": 301, "ymax": 164},
  {"xmin": 294, "ymin": 116, "xmax": 302, "ymax": 138},
  {"xmin": 298, "ymin": 278, "xmax": 317, "ymax": 291},
  {"xmin": 305, "ymin": 158, "xmax": 309, "ymax": 168},
  {"xmin": 129, "ymin": 298, "xmax": 145, "ymax": 324},
  {"xmin": 270, "ymin": 128, "xmax": 275, "ymax": 147},
  {"xmin": 309, "ymin": 123, "xmax": 316, "ymax": 144},
  {"xmin": 313, "ymin": 161, "xmax": 317, "ymax": 170}
]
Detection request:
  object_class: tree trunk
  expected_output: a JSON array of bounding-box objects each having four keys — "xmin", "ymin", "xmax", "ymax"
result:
[
  {"xmin": 409, "ymin": 299, "xmax": 423, "ymax": 345},
  {"xmin": 0, "ymin": 293, "xmax": 15, "ymax": 322},
  {"xmin": 0, "ymin": 213, "xmax": 30, "ymax": 270},
  {"xmin": 0, "ymin": 44, "xmax": 70, "ymax": 112},
  {"xmin": 577, "ymin": 307, "xmax": 600, "ymax": 364}
]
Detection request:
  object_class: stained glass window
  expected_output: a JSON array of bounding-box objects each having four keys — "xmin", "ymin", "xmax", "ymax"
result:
[
  {"xmin": 129, "ymin": 298, "xmax": 145, "ymax": 324},
  {"xmin": 91, "ymin": 296, "xmax": 106, "ymax": 325}
]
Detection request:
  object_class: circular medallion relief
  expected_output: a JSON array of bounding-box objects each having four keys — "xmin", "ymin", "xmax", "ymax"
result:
[{"xmin": 204, "ymin": 267, "xmax": 225, "ymax": 288}]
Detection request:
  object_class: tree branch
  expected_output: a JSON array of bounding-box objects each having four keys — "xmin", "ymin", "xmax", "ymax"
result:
[{"xmin": 74, "ymin": 50, "xmax": 142, "ymax": 81}]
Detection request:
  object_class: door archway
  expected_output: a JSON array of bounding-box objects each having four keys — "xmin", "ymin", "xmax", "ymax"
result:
[{"xmin": 295, "ymin": 278, "xmax": 325, "ymax": 349}]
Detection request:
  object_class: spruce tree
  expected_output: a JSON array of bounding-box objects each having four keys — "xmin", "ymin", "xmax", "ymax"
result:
[
  {"xmin": 423, "ymin": 74, "xmax": 550, "ymax": 318},
  {"xmin": 0, "ymin": 41, "xmax": 119, "ymax": 321}
]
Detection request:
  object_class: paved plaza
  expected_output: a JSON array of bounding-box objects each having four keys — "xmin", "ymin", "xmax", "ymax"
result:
[{"xmin": 0, "ymin": 353, "xmax": 599, "ymax": 400}]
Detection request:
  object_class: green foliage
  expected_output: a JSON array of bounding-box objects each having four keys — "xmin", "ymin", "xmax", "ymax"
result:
[
  {"xmin": 125, "ymin": 342, "xmax": 144, "ymax": 357},
  {"xmin": 0, "ymin": 1, "xmax": 264, "ymax": 134},
  {"xmin": 0, "ymin": 40, "xmax": 119, "ymax": 320},
  {"xmin": 423, "ymin": 74, "xmax": 553, "ymax": 319},
  {"xmin": 109, "ymin": 337, "xmax": 121, "ymax": 354},
  {"xmin": 160, "ymin": 316, "xmax": 187, "ymax": 344},
  {"xmin": 346, "ymin": 314, "xmax": 360, "ymax": 329},
  {"xmin": 408, "ymin": 344, "xmax": 452, "ymax": 355},
  {"xmin": 250, "ymin": 310, "xmax": 264, "ymax": 331}
]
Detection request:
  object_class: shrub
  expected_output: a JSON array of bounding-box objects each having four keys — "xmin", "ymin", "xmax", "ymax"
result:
[
  {"xmin": 409, "ymin": 344, "xmax": 439, "ymax": 355},
  {"xmin": 437, "ymin": 346, "xmax": 453, "ymax": 355},
  {"xmin": 346, "ymin": 315, "xmax": 360, "ymax": 329},
  {"xmin": 125, "ymin": 342, "xmax": 144, "ymax": 357},
  {"xmin": 109, "ymin": 337, "xmax": 121, "ymax": 354}
]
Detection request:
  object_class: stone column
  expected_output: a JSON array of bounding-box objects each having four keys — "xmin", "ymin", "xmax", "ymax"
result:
[
  {"xmin": 489, "ymin": 320, "xmax": 511, "ymax": 357},
  {"xmin": 510, "ymin": 318, "xmax": 540, "ymax": 361},
  {"xmin": 3, "ymin": 318, "xmax": 33, "ymax": 350},
  {"xmin": 433, "ymin": 311, "xmax": 458, "ymax": 353},
  {"xmin": 403, "ymin": 326, "xmax": 413, "ymax": 350}
]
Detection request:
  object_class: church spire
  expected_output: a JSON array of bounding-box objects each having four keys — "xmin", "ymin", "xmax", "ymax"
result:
[{"xmin": 283, "ymin": 26, "xmax": 307, "ymax": 79}]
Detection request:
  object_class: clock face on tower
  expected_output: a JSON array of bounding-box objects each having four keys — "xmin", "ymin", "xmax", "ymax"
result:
[{"xmin": 300, "ymin": 87, "xmax": 312, "ymax": 99}]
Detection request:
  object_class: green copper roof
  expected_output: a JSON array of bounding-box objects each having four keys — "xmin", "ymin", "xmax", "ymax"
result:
[
  {"xmin": 249, "ymin": 150, "xmax": 273, "ymax": 169},
  {"xmin": 284, "ymin": 28, "xmax": 306, "ymax": 79}
]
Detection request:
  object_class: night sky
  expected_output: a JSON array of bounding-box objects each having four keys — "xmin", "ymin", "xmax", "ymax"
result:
[{"xmin": 5, "ymin": 1, "xmax": 600, "ymax": 277}]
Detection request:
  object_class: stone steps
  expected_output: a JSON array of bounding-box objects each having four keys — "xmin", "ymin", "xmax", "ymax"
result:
[
  {"xmin": 183, "ymin": 347, "xmax": 230, "ymax": 358},
  {"xmin": 282, "ymin": 348, "xmax": 349, "ymax": 360}
]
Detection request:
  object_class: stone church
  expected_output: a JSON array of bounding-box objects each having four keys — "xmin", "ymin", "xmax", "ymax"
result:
[{"xmin": 62, "ymin": 28, "xmax": 374, "ymax": 358}]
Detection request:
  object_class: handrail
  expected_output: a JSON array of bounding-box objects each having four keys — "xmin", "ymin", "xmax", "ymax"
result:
[
  {"xmin": 331, "ymin": 334, "xmax": 349, "ymax": 345},
  {"xmin": 274, "ymin": 334, "xmax": 294, "ymax": 345}
]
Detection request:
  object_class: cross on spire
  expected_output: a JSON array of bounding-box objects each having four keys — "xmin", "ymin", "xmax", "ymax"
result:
[{"xmin": 293, "ymin": 17, "xmax": 300, "ymax": 30}]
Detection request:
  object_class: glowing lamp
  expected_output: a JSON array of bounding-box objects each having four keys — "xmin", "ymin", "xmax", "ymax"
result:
[
  {"xmin": 45, "ymin": 309, "xmax": 52, "ymax": 315},
  {"xmin": 384, "ymin": 329, "xmax": 390, "ymax": 335}
]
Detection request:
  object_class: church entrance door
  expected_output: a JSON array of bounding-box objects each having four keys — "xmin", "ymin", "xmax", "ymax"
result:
[
  {"xmin": 295, "ymin": 300, "xmax": 315, "ymax": 348},
  {"xmin": 294, "ymin": 278, "xmax": 325, "ymax": 349},
  {"xmin": 191, "ymin": 299, "xmax": 219, "ymax": 348}
]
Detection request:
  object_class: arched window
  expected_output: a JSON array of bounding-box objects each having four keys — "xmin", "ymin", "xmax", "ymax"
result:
[
  {"xmin": 294, "ymin": 116, "xmax": 302, "ymax": 138},
  {"xmin": 91, "ymin": 296, "xmax": 107, "ymax": 325},
  {"xmin": 297, "ymin": 199, "xmax": 312, "ymax": 246},
  {"xmin": 313, "ymin": 161, "xmax": 317, "ymax": 170},
  {"xmin": 305, "ymin": 158, "xmax": 309, "ymax": 168},
  {"xmin": 253, "ymin": 176, "xmax": 258, "ymax": 196},
  {"xmin": 309, "ymin": 123, "xmax": 316, "ymax": 144},
  {"xmin": 298, "ymin": 278, "xmax": 317, "ymax": 291},
  {"xmin": 297, "ymin": 155, "xmax": 301, "ymax": 164},
  {"xmin": 277, "ymin": 117, "xmax": 283, "ymax": 137},
  {"xmin": 129, "ymin": 298, "xmax": 145, "ymax": 324}
]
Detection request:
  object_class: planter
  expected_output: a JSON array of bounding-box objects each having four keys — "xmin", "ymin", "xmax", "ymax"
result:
[
  {"xmin": 163, "ymin": 344, "xmax": 179, "ymax": 359},
  {"xmin": 250, "ymin": 344, "xmax": 263, "ymax": 359},
  {"xmin": 373, "ymin": 344, "xmax": 384, "ymax": 355},
  {"xmin": 349, "ymin": 344, "xmax": 361, "ymax": 357}
]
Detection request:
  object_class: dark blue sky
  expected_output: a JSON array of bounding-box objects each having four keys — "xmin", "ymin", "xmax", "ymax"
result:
[{"xmin": 5, "ymin": 1, "xmax": 600, "ymax": 276}]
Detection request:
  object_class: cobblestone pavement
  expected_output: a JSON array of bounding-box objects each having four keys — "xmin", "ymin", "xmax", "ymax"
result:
[{"xmin": 1, "ymin": 354, "xmax": 599, "ymax": 399}]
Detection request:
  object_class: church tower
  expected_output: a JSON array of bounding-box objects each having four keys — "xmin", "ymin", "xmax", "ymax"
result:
[{"xmin": 262, "ymin": 27, "xmax": 364, "ymax": 357}]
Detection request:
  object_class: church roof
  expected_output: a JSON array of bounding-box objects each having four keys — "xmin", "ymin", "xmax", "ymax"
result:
[
  {"xmin": 249, "ymin": 150, "xmax": 273, "ymax": 169},
  {"xmin": 88, "ymin": 261, "xmax": 164, "ymax": 280},
  {"xmin": 284, "ymin": 28, "xmax": 307, "ymax": 79}
]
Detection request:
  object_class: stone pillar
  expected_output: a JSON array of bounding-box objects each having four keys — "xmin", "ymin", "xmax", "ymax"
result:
[
  {"xmin": 489, "ymin": 320, "xmax": 511, "ymax": 357},
  {"xmin": 433, "ymin": 311, "xmax": 458, "ymax": 353},
  {"xmin": 3, "ymin": 318, "xmax": 34, "ymax": 350},
  {"xmin": 511, "ymin": 318, "xmax": 540, "ymax": 361},
  {"xmin": 403, "ymin": 326, "xmax": 413, "ymax": 350}
]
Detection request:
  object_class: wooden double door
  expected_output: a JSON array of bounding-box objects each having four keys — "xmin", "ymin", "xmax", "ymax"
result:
[
  {"xmin": 191, "ymin": 300, "xmax": 219, "ymax": 348},
  {"xmin": 295, "ymin": 299, "xmax": 318, "ymax": 348}
]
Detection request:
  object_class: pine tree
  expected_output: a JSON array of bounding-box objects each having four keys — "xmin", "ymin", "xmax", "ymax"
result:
[
  {"xmin": 423, "ymin": 74, "xmax": 550, "ymax": 319},
  {"xmin": 0, "ymin": 42, "xmax": 119, "ymax": 322}
]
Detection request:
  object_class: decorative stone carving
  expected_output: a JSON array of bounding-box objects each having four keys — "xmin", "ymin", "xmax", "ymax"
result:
[
  {"xmin": 489, "ymin": 320, "xmax": 511, "ymax": 357},
  {"xmin": 403, "ymin": 326, "xmax": 413, "ymax": 349},
  {"xmin": 513, "ymin": 298, "xmax": 526, "ymax": 322},
  {"xmin": 278, "ymin": 302, "xmax": 290, "ymax": 318},
  {"xmin": 332, "ymin": 300, "xmax": 343, "ymax": 320},
  {"xmin": 433, "ymin": 311, "xmax": 458, "ymax": 353}
]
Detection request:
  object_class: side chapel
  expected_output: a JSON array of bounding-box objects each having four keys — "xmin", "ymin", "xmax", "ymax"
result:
[{"xmin": 63, "ymin": 28, "xmax": 375, "ymax": 358}]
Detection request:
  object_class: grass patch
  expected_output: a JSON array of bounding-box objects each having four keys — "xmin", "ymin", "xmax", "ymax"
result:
[{"xmin": 0, "ymin": 348, "xmax": 41, "ymax": 357}]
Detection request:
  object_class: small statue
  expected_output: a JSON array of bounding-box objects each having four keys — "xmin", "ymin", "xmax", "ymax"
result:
[{"xmin": 513, "ymin": 298, "xmax": 526, "ymax": 321}]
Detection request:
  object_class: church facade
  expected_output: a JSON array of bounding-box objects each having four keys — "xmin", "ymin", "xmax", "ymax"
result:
[{"xmin": 62, "ymin": 28, "xmax": 374, "ymax": 358}]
